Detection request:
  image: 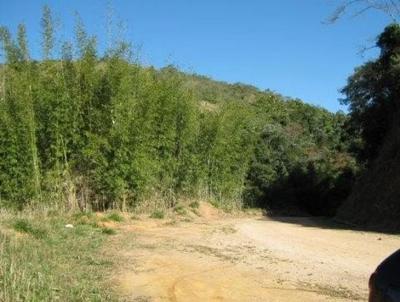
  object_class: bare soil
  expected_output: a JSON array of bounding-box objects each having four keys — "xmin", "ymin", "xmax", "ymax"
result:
[{"xmin": 109, "ymin": 203, "xmax": 400, "ymax": 301}]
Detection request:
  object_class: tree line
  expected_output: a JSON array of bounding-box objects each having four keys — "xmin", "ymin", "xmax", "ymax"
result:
[
  {"xmin": 336, "ymin": 23, "xmax": 400, "ymax": 230},
  {"xmin": 0, "ymin": 6, "xmax": 357, "ymax": 215}
]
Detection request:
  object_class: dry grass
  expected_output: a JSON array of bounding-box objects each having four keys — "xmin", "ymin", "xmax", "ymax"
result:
[{"xmin": 0, "ymin": 209, "xmax": 119, "ymax": 301}]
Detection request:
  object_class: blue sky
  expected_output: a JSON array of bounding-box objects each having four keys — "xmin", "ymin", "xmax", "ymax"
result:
[{"xmin": 0, "ymin": 0, "xmax": 391, "ymax": 112}]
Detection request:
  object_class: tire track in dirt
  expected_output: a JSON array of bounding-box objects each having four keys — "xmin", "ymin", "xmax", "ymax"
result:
[
  {"xmin": 110, "ymin": 206, "xmax": 400, "ymax": 301},
  {"xmin": 167, "ymin": 266, "xmax": 231, "ymax": 302}
]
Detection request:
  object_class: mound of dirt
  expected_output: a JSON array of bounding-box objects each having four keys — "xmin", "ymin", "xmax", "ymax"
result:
[{"xmin": 196, "ymin": 202, "xmax": 222, "ymax": 219}]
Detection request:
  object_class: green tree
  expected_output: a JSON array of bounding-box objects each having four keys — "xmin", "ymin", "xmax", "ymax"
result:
[
  {"xmin": 41, "ymin": 5, "xmax": 54, "ymax": 60},
  {"xmin": 0, "ymin": 25, "xmax": 41, "ymax": 205},
  {"xmin": 341, "ymin": 23, "xmax": 400, "ymax": 162}
]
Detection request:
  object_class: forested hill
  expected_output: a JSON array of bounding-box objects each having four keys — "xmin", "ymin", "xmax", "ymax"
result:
[
  {"xmin": 174, "ymin": 68, "xmax": 358, "ymax": 215},
  {"xmin": 0, "ymin": 6, "xmax": 359, "ymax": 217},
  {"xmin": 177, "ymin": 69, "xmax": 270, "ymax": 104},
  {"xmin": 336, "ymin": 24, "xmax": 400, "ymax": 231}
]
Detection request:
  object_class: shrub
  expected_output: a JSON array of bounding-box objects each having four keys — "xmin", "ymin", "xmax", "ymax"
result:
[
  {"xmin": 101, "ymin": 227, "xmax": 116, "ymax": 235},
  {"xmin": 174, "ymin": 204, "xmax": 187, "ymax": 215},
  {"xmin": 106, "ymin": 212, "xmax": 124, "ymax": 222},
  {"xmin": 12, "ymin": 219, "xmax": 47, "ymax": 239},
  {"xmin": 150, "ymin": 210, "xmax": 165, "ymax": 219},
  {"xmin": 189, "ymin": 201, "xmax": 200, "ymax": 209}
]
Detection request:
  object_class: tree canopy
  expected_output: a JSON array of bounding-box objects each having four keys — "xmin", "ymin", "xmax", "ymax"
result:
[{"xmin": 341, "ymin": 23, "xmax": 400, "ymax": 162}]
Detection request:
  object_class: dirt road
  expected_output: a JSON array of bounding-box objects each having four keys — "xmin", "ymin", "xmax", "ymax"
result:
[{"xmin": 110, "ymin": 204, "xmax": 400, "ymax": 301}]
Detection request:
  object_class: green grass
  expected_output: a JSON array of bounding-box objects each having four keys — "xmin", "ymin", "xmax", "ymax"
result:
[
  {"xmin": 189, "ymin": 201, "xmax": 200, "ymax": 209},
  {"xmin": 101, "ymin": 227, "xmax": 116, "ymax": 235},
  {"xmin": 72, "ymin": 211, "xmax": 95, "ymax": 220},
  {"xmin": 209, "ymin": 198, "xmax": 240, "ymax": 213},
  {"xmin": 12, "ymin": 218, "xmax": 47, "ymax": 239},
  {"xmin": 174, "ymin": 204, "xmax": 187, "ymax": 216},
  {"xmin": 150, "ymin": 210, "xmax": 165, "ymax": 219},
  {"xmin": 73, "ymin": 211, "xmax": 103, "ymax": 228},
  {"xmin": 106, "ymin": 212, "xmax": 124, "ymax": 222},
  {"xmin": 0, "ymin": 211, "xmax": 117, "ymax": 302}
]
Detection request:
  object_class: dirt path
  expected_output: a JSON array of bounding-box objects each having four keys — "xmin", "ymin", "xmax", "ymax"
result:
[{"xmin": 110, "ymin": 206, "xmax": 400, "ymax": 301}]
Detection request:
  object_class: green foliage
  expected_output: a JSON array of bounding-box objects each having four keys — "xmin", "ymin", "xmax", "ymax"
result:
[
  {"xmin": 17, "ymin": 24, "xmax": 29, "ymax": 61},
  {"xmin": 150, "ymin": 210, "xmax": 165, "ymax": 219},
  {"xmin": 106, "ymin": 212, "xmax": 124, "ymax": 222},
  {"xmin": 12, "ymin": 219, "xmax": 47, "ymax": 239},
  {"xmin": 0, "ymin": 6, "xmax": 356, "ymax": 216},
  {"xmin": 341, "ymin": 23, "xmax": 400, "ymax": 163},
  {"xmin": 336, "ymin": 24, "xmax": 400, "ymax": 230},
  {"xmin": 101, "ymin": 227, "xmax": 116, "ymax": 235},
  {"xmin": 189, "ymin": 201, "xmax": 200, "ymax": 209},
  {"xmin": 243, "ymin": 99, "xmax": 357, "ymax": 215},
  {"xmin": 174, "ymin": 204, "xmax": 187, "ymax": 215},
  {"xmin": 41, "ymin": 5, "xmax": 54, "ymax": 59}
]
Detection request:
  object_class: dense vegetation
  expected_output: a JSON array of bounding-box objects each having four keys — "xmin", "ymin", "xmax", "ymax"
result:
[
  {"xmin": 1, "ymin": 4, "xmax": 399, "ymax": 302},
  {"xmin": 337, "ymin": 24, "xmax": 400, "ymax": 230},
  {"xmin": 0, "ymin": 6, "xmax": 357, "ymax": 216}
]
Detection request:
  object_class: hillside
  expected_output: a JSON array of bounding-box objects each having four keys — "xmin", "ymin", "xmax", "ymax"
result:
[
  {"xmin": 177, "ymin": 69, "xmax": 357, "ymax": 215},
  {"xmin": 0, "ymin": 60, "xmax": 356, "ymax": 215},
  {"xmin": 0, "ymin": 7, "xmax": 356, "ymax": 216}
]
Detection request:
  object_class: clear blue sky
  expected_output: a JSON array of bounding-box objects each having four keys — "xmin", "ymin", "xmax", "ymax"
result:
[{"xmin": 0, "ymin": 0, "xmax": 391, "ymax": 112}]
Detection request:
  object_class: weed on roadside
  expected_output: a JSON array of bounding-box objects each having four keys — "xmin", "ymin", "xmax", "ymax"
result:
[{"xmin": 150, "ymin": 210, "xmax": 165, "ymax": 219}]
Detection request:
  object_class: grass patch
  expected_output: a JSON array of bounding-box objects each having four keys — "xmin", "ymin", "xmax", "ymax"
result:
[
  {"xmin": 12, "ymin": 218, "xmax": 47, "ymax": 239},
  {"xmin": 72, "ymin": 211, "xmax": 94, "ymax": 220},
  {"xmin": 0, "ymin": 210, "xmax": 117, "ymax": 301},
  {"xmin": 189, "ymin": 201, "xmax": 200, "ymax": 209},
  {"xmin": 174, "ymin": 204, "xmax": 187, "ymax": 216},
  {"xmin": 101, "ymin": 227, "xmax": 116, "ymax": 235},
  {"xmin": 150, "ymin": 210, "xmax": 165, "ymax": 219},
  {"xmin": 106, "ymin": 212, "xmax": 124, "ymax": 222},
  {"xmin": 209, "ymin": 199, "xmax": 220, "ymax": 209},
  {"xmin": 72, "ymin": 211, "xmax": 103, "ymax": 228},
  {"xmin": 209, "ymin": 198, "xmax": 240, "ymax": 213}
]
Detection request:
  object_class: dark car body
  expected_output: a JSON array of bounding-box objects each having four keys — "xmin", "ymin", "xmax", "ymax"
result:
[{"xmin": 369, "ymin": 249, "xmax": 400, "ymax": 302}]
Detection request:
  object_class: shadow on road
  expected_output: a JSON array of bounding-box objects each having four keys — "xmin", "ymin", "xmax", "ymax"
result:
[{"xmin": 259, "ymin": 215, "xmax": 400, "ymax": 235}]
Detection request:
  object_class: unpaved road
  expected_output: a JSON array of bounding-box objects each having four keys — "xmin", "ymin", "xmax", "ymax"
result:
[{"xmin": 110, "ymin": 206, "xmax": 400, "ymax": 301}]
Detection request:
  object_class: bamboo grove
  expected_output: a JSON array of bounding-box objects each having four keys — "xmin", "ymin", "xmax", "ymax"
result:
[{"xmin": 0, "ymin": 6, "xmax": 357, "ymax": 214}]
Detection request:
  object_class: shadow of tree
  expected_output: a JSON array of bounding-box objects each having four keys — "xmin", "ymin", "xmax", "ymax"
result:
[
  {"xmin": 259, "ymin": 215, "xmax": 400, "ymax": 235},
  {"xmin": 245, "ymin": 164, "xmax": 356, "ymax": 218}
]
